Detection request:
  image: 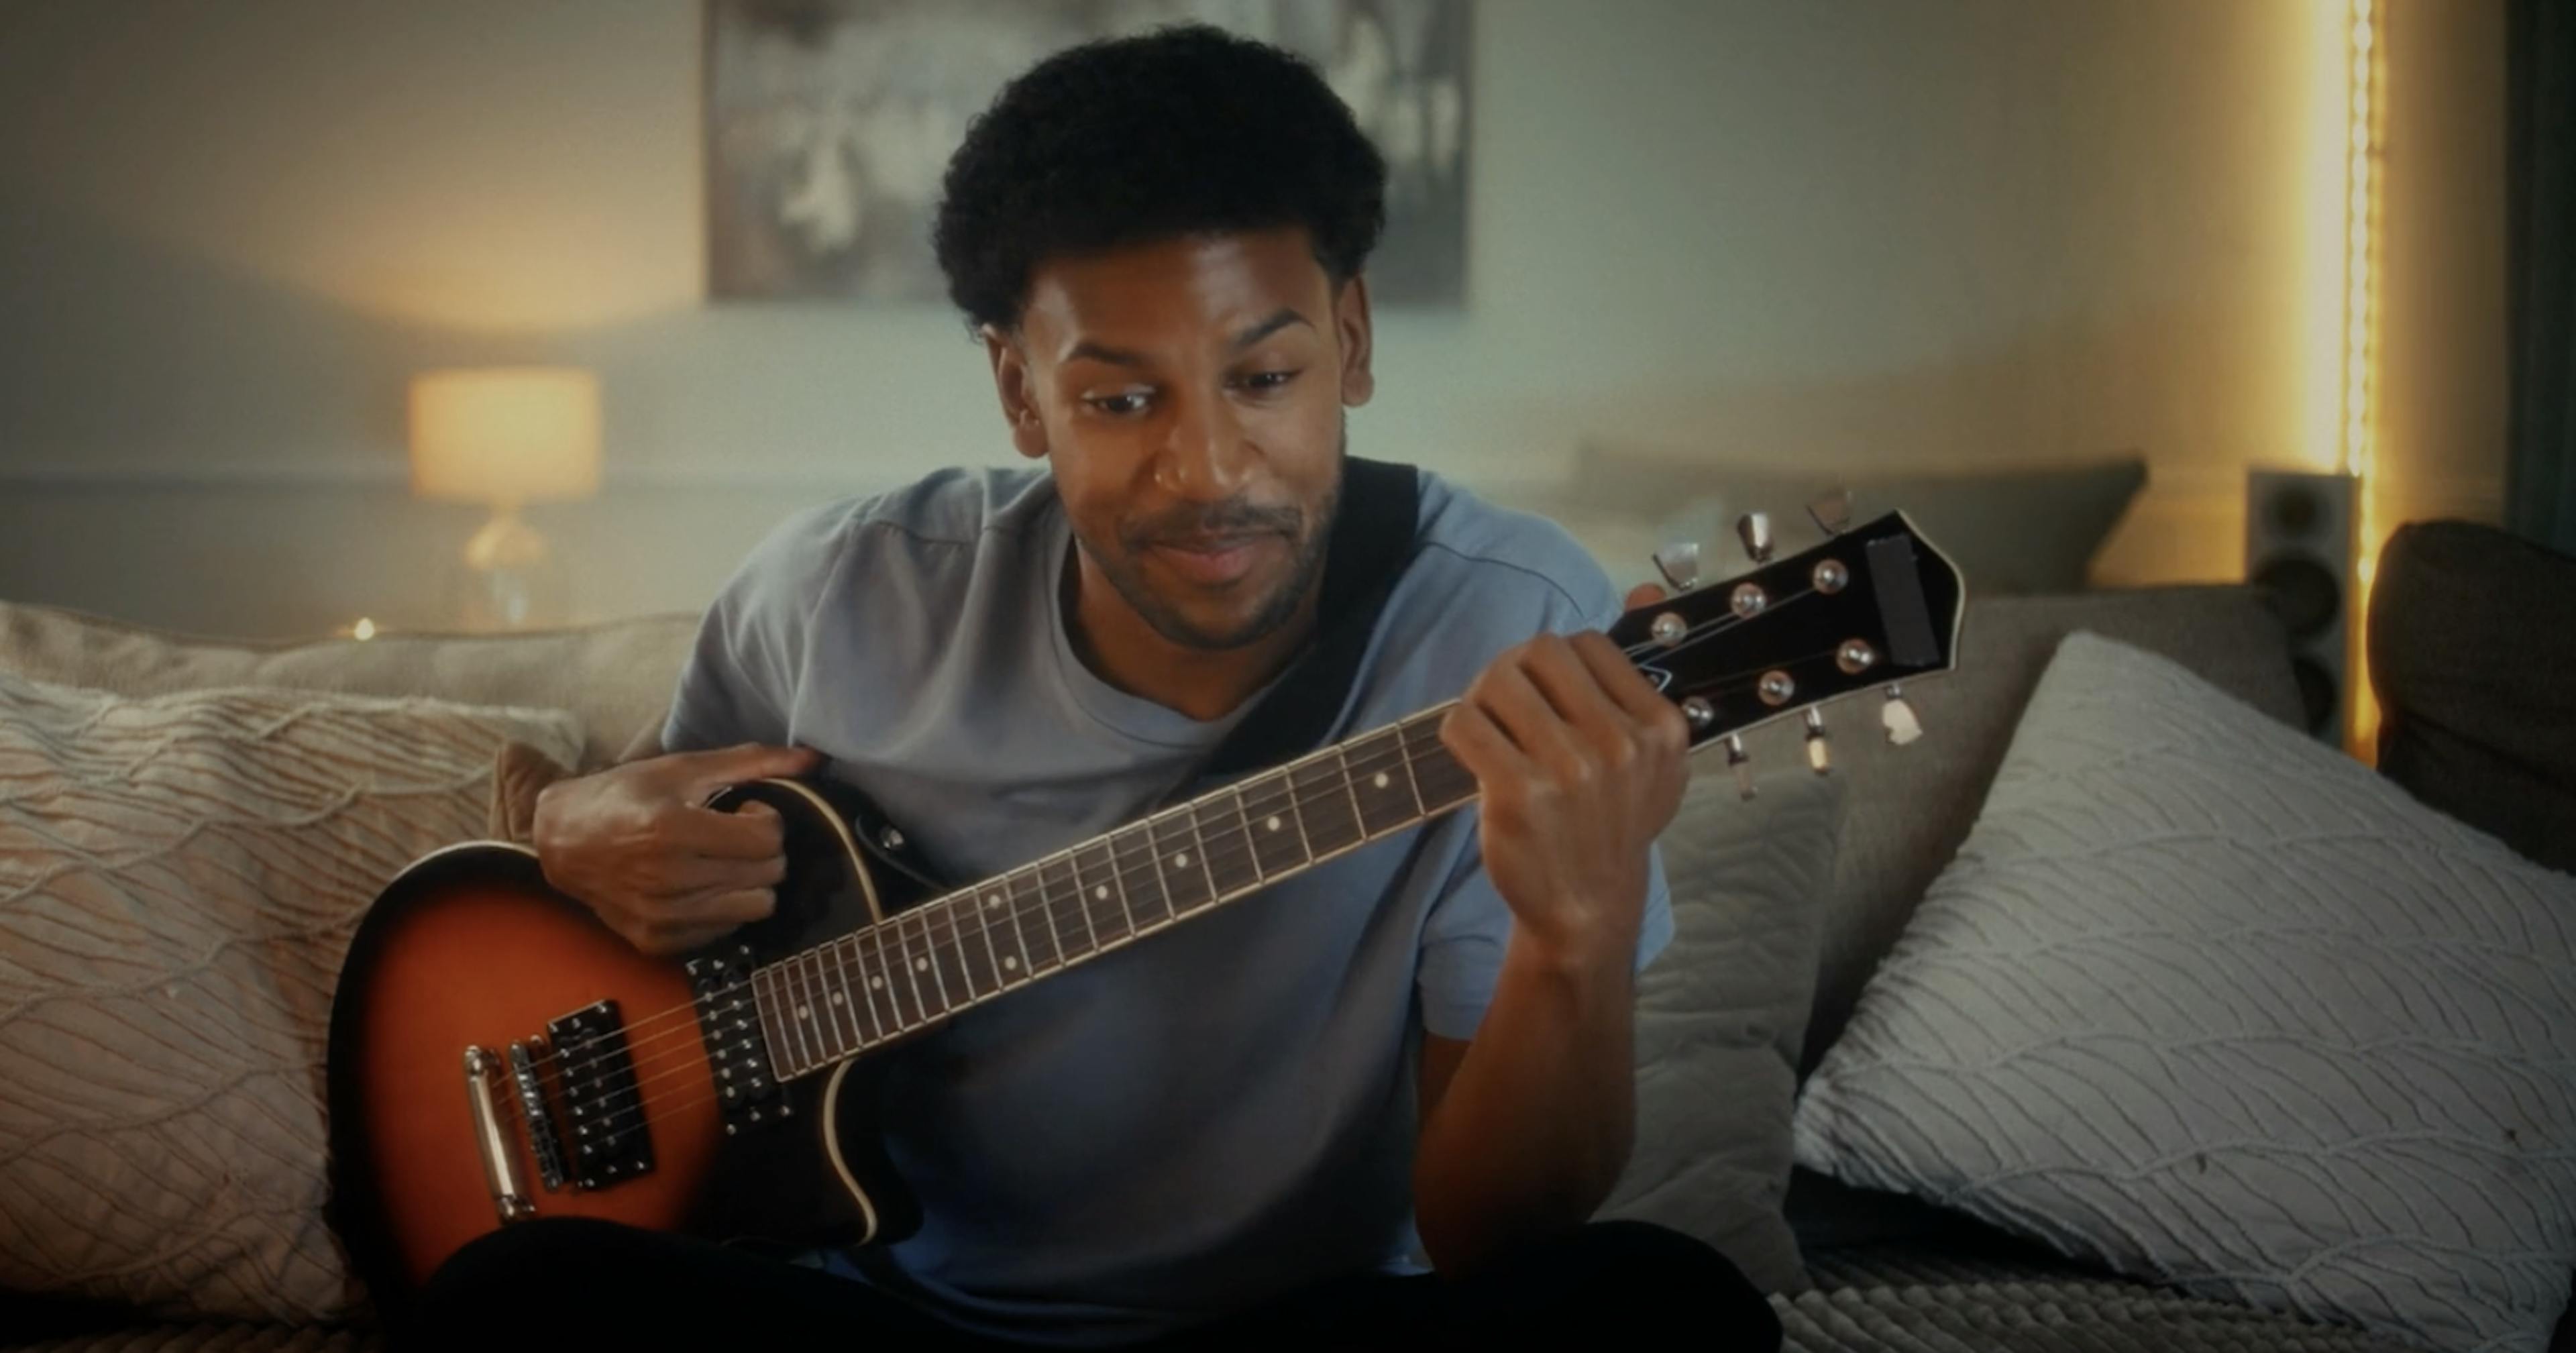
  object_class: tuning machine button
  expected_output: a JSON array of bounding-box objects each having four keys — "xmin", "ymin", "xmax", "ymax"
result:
[
  {"xmin": 1735, "ymin": 512, "xmax": 1774, "ymax": 565},
  {"xmin": 1807, "ymin": 488, "xmax": 1854, "ymax": 537},
  {"xmin": 1724, "ymin": 733, "xmax": 1754, "ymax": 800},
  {"xmin": 1680, "ymin": 695, "xmax": 1716, "ymax": 732},
  {"xmin": 1882, "ymin": 683, "xmax": 1923, "ymax": 746},
  {"xmin": 1804, "ymin": 708, "xmax": 1832, "ymax": 775},
  {"xmin": 1652, "ymin": 541, "xmax": 1702, "ymax": 593}
]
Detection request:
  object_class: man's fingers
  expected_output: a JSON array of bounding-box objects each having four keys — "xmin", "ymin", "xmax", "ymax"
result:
[
  {"xmin": 1518, "ymin": 635, "xmax": 1631, "ymax": 734},
  {"xmin": 669, "ymin": 887, "xmax": 778, "ymax": 928},
  {"xmin": 653, "ymin": 847, "xmax": 788, "ymax": 896},
  {"xmin": 1438, "ymin": 701, "xmax": 1530, "ymax": 782},
  {"xmin": 1571, "ymin": 631, "xmax": 1686, "ymax": 729},
  {"xmin": 679, "ymin": 742, "xmax": 822, "ymax": 797},
  {"xmin": 663, "ymin": 800, "xmax": 789, "ymax": 861},
  {"xmin": 1623, "ymin": 582, "xmax": 1668, "ymax": 611},
  {"xmin": 1472, "ymin": 658, "xmax": 1593, "ymax": 776}
]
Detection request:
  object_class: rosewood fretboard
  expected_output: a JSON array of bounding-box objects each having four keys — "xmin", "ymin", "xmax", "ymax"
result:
[{"xmin": 747, "ymin": 702, "xmax": 1475, "ymax": 1080}]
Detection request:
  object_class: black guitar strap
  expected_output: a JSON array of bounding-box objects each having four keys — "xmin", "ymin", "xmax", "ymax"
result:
[{"xmin": 1177, "ymin": 455, "xmax": 1424, "ymax": 792}]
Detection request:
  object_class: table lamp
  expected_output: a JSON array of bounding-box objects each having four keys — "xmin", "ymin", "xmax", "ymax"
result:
[{"xmin": 409, "ymin": 368, "xmax": 601, "ymax": 630}]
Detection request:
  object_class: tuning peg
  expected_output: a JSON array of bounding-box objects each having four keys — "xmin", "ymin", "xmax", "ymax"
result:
[
  {"xmin": 1881, "ymin": 683, "xmax": 1923, "ymax": 745},
  {"xmin": 1723, "ymin": 733, "xmax": 1754, "ymax": 800},
  {"xmin": 1736, "ymin": 512, "xmax": 1774, "ymax": 564},
  {"xmin": 1652, "ymin": 541, "xmax": 1702, "ymax": 592},
  {"xmin": 1803, "ymin": 708, "xmax": 1832, "ymax": 775},
  {"xmin": 1807, "ymin": 487, "xmax": 1853, "ymax": 536}
]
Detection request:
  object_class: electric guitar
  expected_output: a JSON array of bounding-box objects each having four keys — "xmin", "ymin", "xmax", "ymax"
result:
[{"xmin": 322, "ymin": 506, "xmax": 1964, "ymax": 1313}]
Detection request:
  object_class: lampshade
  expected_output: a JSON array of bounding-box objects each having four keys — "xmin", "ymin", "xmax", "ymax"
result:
[{"xmin": 409, "ymin": 368, "xmax": 602, "ymax": 505}]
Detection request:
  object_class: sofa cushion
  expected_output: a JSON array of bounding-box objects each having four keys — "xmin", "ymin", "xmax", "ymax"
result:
[
  {"xmin": 1794, "ymin": 633, "xmax": 2576, "ymax": 1353},
  {"xmin": 1802, "ymin": 587, "xmax": 2302, "ymax": 1075},
  {"xmin": 1602, "ymin": 767, "xmax": 1843, "ymax": 1295},
  {"xmin": 2369, "ymin": 521, "xmax": 2576, "ymax": 873},
  {"xmin": 0, "ymin": 602, "xmax": 692, "ymax": 771},
  {"xmin": 0, "ymin": 671, "xmax": 584, "ymax": 1323}
]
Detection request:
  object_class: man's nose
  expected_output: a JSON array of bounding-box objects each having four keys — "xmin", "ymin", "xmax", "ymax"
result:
[{"xmin": 1152, "ymin": 389, "xmax": 1254, "ymax": 500}]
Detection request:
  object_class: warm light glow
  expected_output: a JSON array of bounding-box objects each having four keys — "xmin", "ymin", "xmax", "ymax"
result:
[
  {"xmin": 409, "ymin": 368, "xmax": 604, "ymax": 506},
  {"xmin": 352, "ymin": 617, "xmax": 378, "ymax": 642},
  {"xmin": 2342, "ymin": 0, "xmax": 2385, "ymax": 758}
]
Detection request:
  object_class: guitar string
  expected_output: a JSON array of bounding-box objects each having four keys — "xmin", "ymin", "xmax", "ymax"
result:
[
  {"xmin": 502, "ymin": 642, "xmax": 1848, "ymax": 1147},
  {"xmin": 484, "ymin": 588, "xmax": 1829, "ymax": 1120},
  {"xmin": 487, "ymin": 592, "xmax": 1824, "ymax": 1122},
  {"xmin": 479, "ymin": 724, "xmax": 1466, "ymax": 1140},
  {"xmin": 492, "ymin": 594, "xmax": 1796, "ymax": 1098}
]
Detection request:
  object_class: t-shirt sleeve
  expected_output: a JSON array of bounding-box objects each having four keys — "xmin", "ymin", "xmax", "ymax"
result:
[
  {"xmin": 1413, "ymin": 561, "xmax": 1677, "ymax": 1042},
  {"xmin": 659, "ymin": 504, "xmax": 844, "ymax": 755}
]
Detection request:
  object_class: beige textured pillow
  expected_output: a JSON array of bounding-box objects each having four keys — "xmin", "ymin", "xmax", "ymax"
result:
[{"xmin": 0, "ymin": 670, "xmax": 583, "ymax": 1322}]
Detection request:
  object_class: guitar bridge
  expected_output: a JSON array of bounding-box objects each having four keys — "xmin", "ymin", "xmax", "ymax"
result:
[
  {"xmin": 506, "ymin": 1040, "xmax": 567, "ymax": 1191},
  {"xmin": 548, "ymin": 999, "xmax": 655, "ymax": 1189}
]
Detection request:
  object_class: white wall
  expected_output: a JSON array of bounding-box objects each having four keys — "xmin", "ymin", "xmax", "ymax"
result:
[{"xmin": 0, "ymin": 0, "xmax": 2506, "ymax": 637}]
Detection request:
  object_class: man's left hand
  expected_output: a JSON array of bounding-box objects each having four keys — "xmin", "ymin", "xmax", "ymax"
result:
[{"xmin": 1439, "ymin": 583, "xmax": 1690, "ymax": 964}]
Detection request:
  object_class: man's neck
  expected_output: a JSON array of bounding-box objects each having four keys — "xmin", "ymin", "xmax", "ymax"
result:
[{"xmin": 1062, "ymin": 545, "xmax": 1318, "ymax": 724}]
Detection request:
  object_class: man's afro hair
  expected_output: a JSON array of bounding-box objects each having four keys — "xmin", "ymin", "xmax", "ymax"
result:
[{"xmin": 933, "ymin": 24, "xmax": 1387, "ymax": 332}]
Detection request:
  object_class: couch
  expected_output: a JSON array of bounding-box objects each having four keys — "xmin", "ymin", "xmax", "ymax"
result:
[{"xmin": 0, "ymin": 549, "xmax": 2559, "ymax": 1352}]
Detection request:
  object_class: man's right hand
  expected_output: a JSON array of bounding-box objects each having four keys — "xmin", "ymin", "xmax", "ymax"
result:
[{"xmin": 531, "ymin": 743, "xmax": 824, "ymax": 957}]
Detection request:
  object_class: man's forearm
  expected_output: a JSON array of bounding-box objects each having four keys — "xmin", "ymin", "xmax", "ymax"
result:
[{"xmin": 1412, "ymin": 922, "xmax": 1638, "ymax": 1275}]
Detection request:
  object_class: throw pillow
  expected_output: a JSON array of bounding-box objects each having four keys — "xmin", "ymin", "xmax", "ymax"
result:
[
  {"xmin": 0, "ymin": 671, "xmax": 584, "ymax": 1322},
  {"xmin": 1792, "ymin": 633, "xmax": 2576, "ymax": 1353},
  {"xmin": 1601, "ymin": 766, "xmax": 1842, "ymax": 1294}
]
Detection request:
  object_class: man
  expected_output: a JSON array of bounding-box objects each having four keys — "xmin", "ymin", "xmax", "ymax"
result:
[{"xmin": 415, "ymin": 25, "xmax": 1779, "ymax": 1352}]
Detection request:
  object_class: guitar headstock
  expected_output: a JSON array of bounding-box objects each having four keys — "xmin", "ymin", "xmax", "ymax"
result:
[{"xmin": 1609, "ymin": 507, "xmax": 1965, "ymax": 795}]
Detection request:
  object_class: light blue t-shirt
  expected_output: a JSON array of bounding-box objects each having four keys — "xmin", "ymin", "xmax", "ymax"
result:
[{"xmin": 661, "ymin": 466, "xmax": 1672, "ymax": 1347}]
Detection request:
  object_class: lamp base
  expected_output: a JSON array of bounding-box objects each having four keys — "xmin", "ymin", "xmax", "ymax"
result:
[{"xmin": 450, "ymin": 505, "xmax": 568, "ymax": 631}]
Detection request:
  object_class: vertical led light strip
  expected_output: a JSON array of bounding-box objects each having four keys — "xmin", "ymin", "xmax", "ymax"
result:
[
  {"xmin": 2343, "ymin": 0, "xmax": 2385, "ymax": 755},
  {"xmin": 2343, "ymin": 0, "xmax": 2381, "ymax": 486}
]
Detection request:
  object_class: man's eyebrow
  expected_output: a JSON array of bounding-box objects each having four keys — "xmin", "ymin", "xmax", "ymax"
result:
[
  {"xmin": 1064, "ymin": 339, "xmax": 1148, "ymax": 368},
  {"xmin": 1059, "ymin": 309, "xmax": 1311, "ymax": 368},
  {"xmin": 1230, "ymin": 307, "xmax": 1311, "ymax": 352}
]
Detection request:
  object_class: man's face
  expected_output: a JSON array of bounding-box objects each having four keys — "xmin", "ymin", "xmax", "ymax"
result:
[{"xmin": 987, "ymin": 226, "xmax": 1374, "ymax": 651}]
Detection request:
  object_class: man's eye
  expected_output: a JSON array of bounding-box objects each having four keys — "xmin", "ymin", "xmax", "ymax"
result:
[
  {"xmin": 1087, "ymin": 392, "xmax": 1152, "ymax": 416},
  {"xmin": 1236, "ymin": 370, "xmax": 1299, "ymax": 392}
]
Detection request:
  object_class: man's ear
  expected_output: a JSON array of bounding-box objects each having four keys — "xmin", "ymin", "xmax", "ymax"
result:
[
  {"xmin": 982, "ymin": 325, "xmax": 1049, "ymax": 460},
  {"xmin": 1334, "ymin": 274, "xmax": 1375, "ymax": 408}
]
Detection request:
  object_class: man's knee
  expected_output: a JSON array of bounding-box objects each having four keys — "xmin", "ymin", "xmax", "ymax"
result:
[
  {"xmin": 1549, "ymin": 1221, "xmax": 1782, "ymax": 1347},
  {"xmin": 408, "ymin": 1217, "xmax": 646, "ymax": 1346}
]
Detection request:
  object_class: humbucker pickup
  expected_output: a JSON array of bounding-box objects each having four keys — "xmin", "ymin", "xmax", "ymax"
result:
[{"xmin": 547, "ymin": 999, "xmax": 654, "ymax": 1189}]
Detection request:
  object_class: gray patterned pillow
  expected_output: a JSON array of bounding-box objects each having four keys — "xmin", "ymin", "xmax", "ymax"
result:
[
  {"xmin": 0, "ymin": 670, "xmax": 583, "ymax": 1322},
  {"xmin": 1602, "ymin": 767, "xmax": 1841, "ymax": 1294},
  {"xmin": 1793, "ymin": 633, "xmax": 2576, "ymax": 1353}
]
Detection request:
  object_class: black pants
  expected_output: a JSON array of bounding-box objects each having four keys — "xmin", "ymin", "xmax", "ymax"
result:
[{"xmin": 409, "ymin": 1216, "xmax": 1782, "ymax": 1352}]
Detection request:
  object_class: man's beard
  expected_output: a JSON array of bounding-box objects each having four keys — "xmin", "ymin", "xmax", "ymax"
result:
[{"xmin": 1077, "ymin": 439, "xmax": 1344, "ymax": 653}]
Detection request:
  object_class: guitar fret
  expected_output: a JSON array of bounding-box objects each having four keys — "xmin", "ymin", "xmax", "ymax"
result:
[
  {"xmin": 837, "ymin": 938, "xmax": 881, "ymax": 1045},
  {"xmin": 857, "ymin": 925, "xmax": 903, "ymax": 1036},
  {"xmin": 1289, "ymin": 758, "xmax": 1362, "ymax": 854},
  {"xmin": 1403, "ymin": 711, "xmax": 1479, "ymax": 812},
  {"xmin": 798, "ymin": 949, "xmax": 841, "ymax": 1063},
  {"xmin": 1224, "ymin": 786, "xmax": 1267, "ymax": 885},
  {"xmin": 1038, "ymin": 857, "xmax": 1097, "ymax": 959},
  {"xmin": 890, "ymin": 908, "xmax": 930, "ymax": 1027},
  {"xmin": 1121, "ymin": 822, "xmax": 1179, "ymax": 930},
  {"xmin": 1075, "ymin": 841, "xmax": 1136, "ymax": 946},
  {"xmin": 1148, "ymin": 812, "xmax": 1214, "ymax": 916},
  {"xmin": 911, "ymin": 908, "xmax": 954, "ymax": 1018},
  {"xmin": 1344, "ymin": 728, "xmax": 1422, "ymax": 837},
  {"xmin": 968, "ymin": 886, "xmax": 1010, "ymax": 989},
  {"xmin": 825, "ymin": 942, "xmax": 862, "ymax": 1050},
  {"xmin": 751, "ymin": 963, "xmax": 792, "ymax": 1079},
  {"xmin": 774, "ymin": 959, "xmax": 816, "ymax": 1077},
  {"xmin": 953, "ymin": 896, "xmax": 999, "ymax": 999},
  {"xmin": 1242, "ymin": 768, "xmax": 1313, "ymax": 877},
  {"xmin": 979, "ymin": 881, "xmax": 1032, "ymax": 985},
  {"xmin": 1185, "ymin": 799, "xmax": 1239, "ymax": 904},
  {"xmin": 1008, "ymin": 867, "xmax": 1065, "ymax": 974}
]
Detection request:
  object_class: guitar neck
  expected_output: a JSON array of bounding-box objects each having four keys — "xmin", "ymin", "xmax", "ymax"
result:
[{"xmin": 748, "ymin": 702, "xmax": 1475, "ymax": 1081}]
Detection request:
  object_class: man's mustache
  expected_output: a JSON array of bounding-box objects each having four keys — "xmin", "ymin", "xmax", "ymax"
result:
[{"xmin": 1124, "ymin": 500, "xmax": 1304, "ymax": 549}]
